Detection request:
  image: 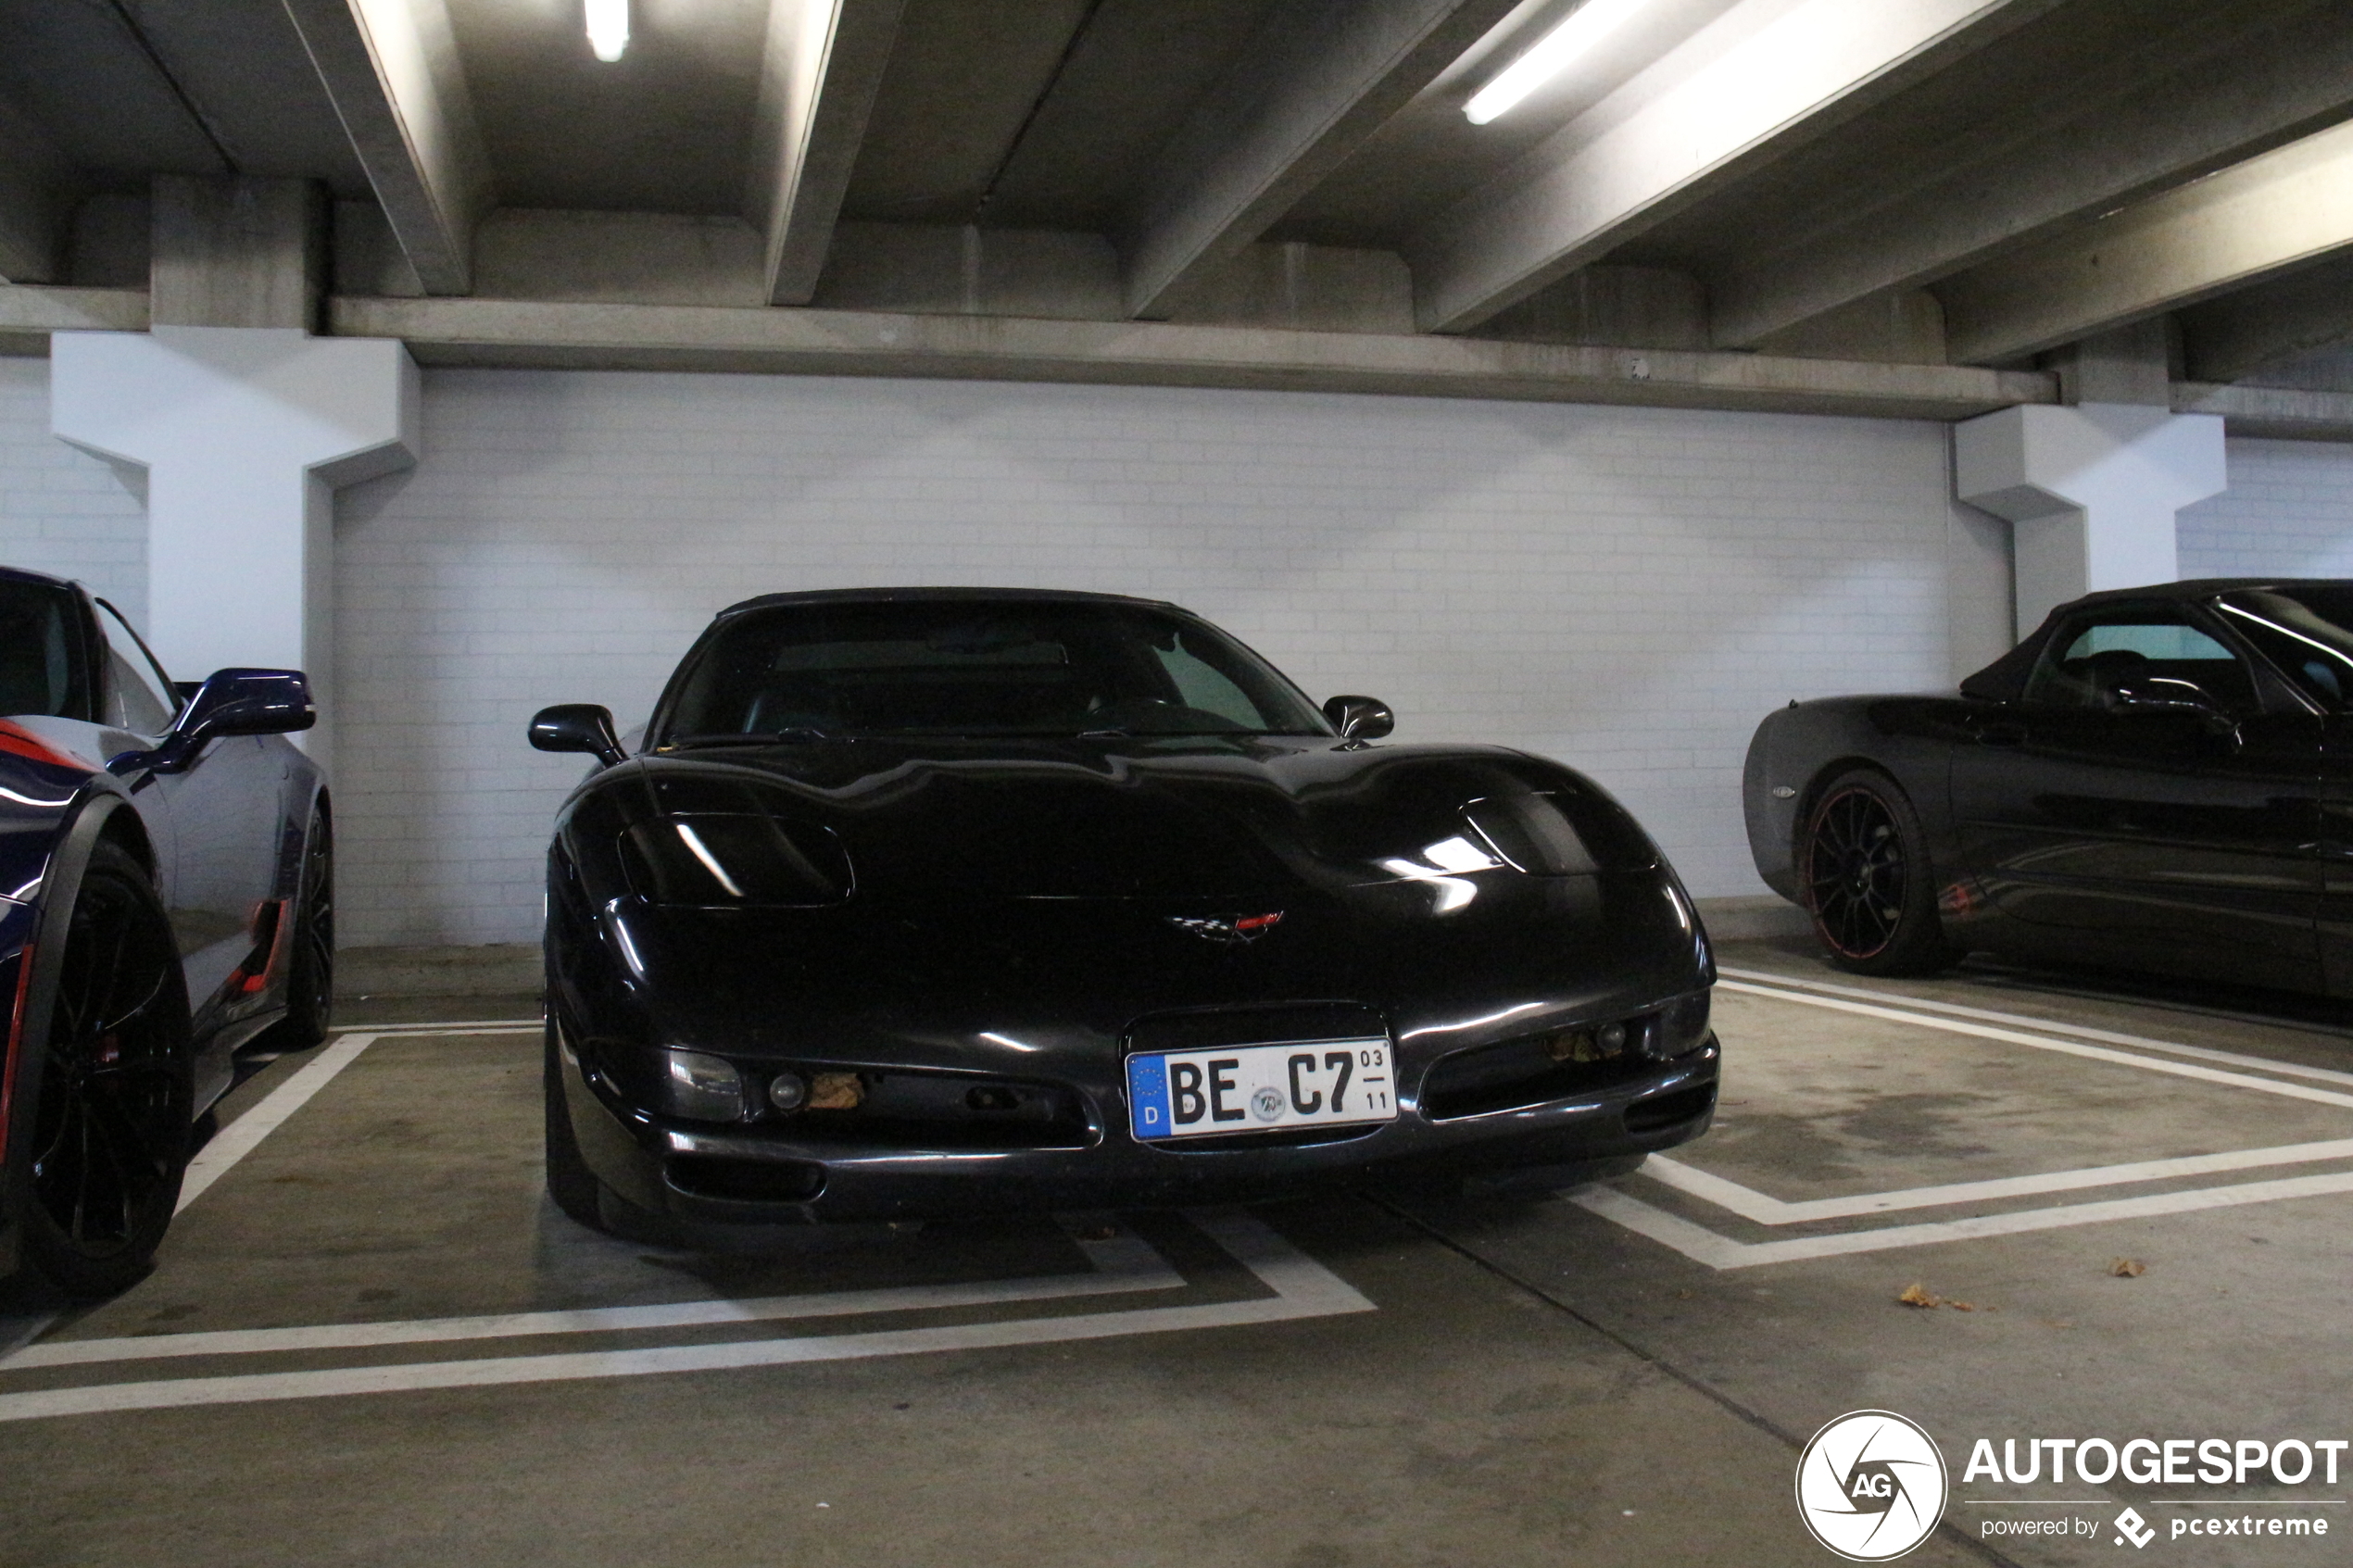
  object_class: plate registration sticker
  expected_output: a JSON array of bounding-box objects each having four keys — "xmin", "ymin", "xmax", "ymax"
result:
[{"xmin": 1126, "ymin": 1036, "xmax": 1395, "ymax": 1140}]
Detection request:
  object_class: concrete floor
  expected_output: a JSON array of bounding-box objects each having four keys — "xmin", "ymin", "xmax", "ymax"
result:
[{"xmin": 3, "ymin": 940, "xmax": 2348, "ymax": 1566}]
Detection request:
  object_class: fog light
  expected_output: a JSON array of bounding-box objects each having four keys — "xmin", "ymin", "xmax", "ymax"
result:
[
  {"xmin": 1596, "ymin": 1021, "xmax": 1628, "ymax": 1054},
  {"xmin": 662, "ymin": 1049, "xmax": 746, "ymax": 1122},
  {"xmin": 767, "ymin": 1070, "xmax": 809, "ymax": 1112}
]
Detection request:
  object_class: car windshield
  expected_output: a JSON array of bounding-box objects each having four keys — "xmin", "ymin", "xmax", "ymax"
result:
[
  {"xmin": 0, "ymin": 579, "xmax": 84, "ymax": 720},
  {"xmin": 661, "ymin": 599, "xmax": 1335, "ymax": 741},
  {"xmin": 2212, "ymin": 588, "xmax": 2353, "ymax": 710}
]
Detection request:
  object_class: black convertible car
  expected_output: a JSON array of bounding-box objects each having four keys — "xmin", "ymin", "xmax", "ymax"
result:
[
  {"xmin": 0, "ymin": 568, "xmax": 328, "ymax": 1297},
  {"xmin": 531, "ymin": 588, "xmax": 1717, "ymax": 1235},
  {"xmin": 1746, "ymin": 579, "xmax": 2353, "ymax": 988}
]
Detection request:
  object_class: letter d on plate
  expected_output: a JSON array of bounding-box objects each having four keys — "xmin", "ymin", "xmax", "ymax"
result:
[{"xmin": 1126, "ymin": 1054, "xmax": 1175, "ymax": 1140}]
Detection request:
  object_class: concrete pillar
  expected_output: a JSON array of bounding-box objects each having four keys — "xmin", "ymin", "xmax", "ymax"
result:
[
  {"xmin": 1953, "ymin": 403, "xmax": 2226, "ymax": 633},
  {"xmin": 44, "ymin": 178, "xmax": 417, "ymax": 775}
]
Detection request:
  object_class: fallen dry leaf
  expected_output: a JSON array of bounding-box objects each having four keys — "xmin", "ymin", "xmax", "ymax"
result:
[
  {"xmin": 1948, "ymin": 1300, "xmax": 1975, "ymax": 1312},
  {"xmin": 2109, "ymin": 1257, "xmax": 2146, "ymax": 1278},
  {"xmin": 1898, "ymin": 1283, "xmax": 1943, "ymax": 1309}
]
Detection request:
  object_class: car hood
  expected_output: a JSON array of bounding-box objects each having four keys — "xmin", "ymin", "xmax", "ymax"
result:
[{"xmin": 573, "ymin": 734, "xmax": 1655, "ymax": 902}]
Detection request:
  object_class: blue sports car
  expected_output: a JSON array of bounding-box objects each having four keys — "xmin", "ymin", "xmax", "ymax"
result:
[{"xmin": 0, "ymin": 568, "xmax": 326, "ymax": 1297}]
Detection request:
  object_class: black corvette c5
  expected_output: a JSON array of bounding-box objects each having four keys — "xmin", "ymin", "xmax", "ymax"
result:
[
  {"xmin": 1746, "ymin": 578, "xmax": 2353, "ymax": 989},
  {"xmin": 531, "ymin": 588, "xmax": 1717, "ymax": 1235}
]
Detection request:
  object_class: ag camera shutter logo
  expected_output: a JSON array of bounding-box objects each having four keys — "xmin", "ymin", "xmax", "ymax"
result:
[{"xmin": 1795, "ymin": 1410, "xmax": 1950, "ymax": 1561}]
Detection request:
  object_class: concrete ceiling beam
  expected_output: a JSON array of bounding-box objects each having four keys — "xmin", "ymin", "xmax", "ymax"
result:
[
  {"xmin": 331, "ymin": 292, "xmax": 2052, "ymax": 420},
  {"xmin": 2175, "ymin": 253, "xmax": 2353, "ymax": 386},
  {"xmin": 0, "ymin": 283, "xmax": 149, "ymax": 355},
  {"xmin": 1406, "ymin": 0, "xmax": 2058, "ymax": 335},
  {"xmin": 281, "ymin": 0, "xmax": 491, "ymax": 295},
  {"xmin": 1939, "ymin": 118, "xmax": 2353, "ymax": 366},
  {"xmin": 749, "ymin": 0, "xmax": 908, "ymax": 307},
  {"xmin": 1712, "ymin": 1, "xmax": 2353, "ymax": 350},
  {"xmin": 0, "ymin": 88, "xmax": 77, "ymax": 283},
  {"xmin": 1119, "ymin": 0, "xmax": 1519, "ymax": 321},
  {"xmin": 2174, "ymin": 381, "xmax": 2353, "ymax": 443}
]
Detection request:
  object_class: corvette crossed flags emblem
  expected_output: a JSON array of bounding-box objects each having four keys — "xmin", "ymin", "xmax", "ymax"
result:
[{"xmin": 1164, "ymin": 911, "xmax": 1285, "ymax": 945}]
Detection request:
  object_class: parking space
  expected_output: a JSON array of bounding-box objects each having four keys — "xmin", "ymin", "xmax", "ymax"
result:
[{"xmin": 5, "ymin": 947, "xmax": 2349, "ymax": 1566}]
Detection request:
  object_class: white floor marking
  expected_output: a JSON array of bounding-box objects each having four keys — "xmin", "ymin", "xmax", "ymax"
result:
[
  {"xmin": 175, "ymin": 1032, "xmax": 380, "ymax": 1213},
  {"xmin": 1643, "ymin": 1136, "xmax": 2353, "ymax": 1224},
  {"xmin": 1567, "ymin": 976, "xmax": 2353, "ymax": 1268},
  {"xmin": 358, "ymin": 1020, "xmax": 541, "ymax": 1036},
  {"xmin": 1714, "ymin": 980, "xmax": 2353, "ymax": 1111},
  {"xmin": 3, "ymin": 1231, "xmax": 1183, "ymax": 1371},
  {"xmin": 1576, "ymin": 1169, "xmax": 2353, "ymax": 1270},
  {"xmin": 0, "ymin": 1212, "xmax": 1371, "ymax": 1422},
  {"xmin": 1717, "ymin": 966, "xmax": 2353, "ymax": 1090}
]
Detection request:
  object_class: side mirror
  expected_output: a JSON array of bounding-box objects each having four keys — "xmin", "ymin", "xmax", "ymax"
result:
[
  {"xmin": 531, "ymin": 704, "xmax": 627, "ymax": 768},
  {"xmin": 1323, "ymin": 695, "xmax": 1395, "ymax": 742},
  {"xmin": 134, "ymin": 669, "xmax": 315, "ymax": 773}
]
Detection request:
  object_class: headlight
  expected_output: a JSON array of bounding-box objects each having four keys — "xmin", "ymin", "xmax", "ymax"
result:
[{"xmin": 661, "ymin": 1049, "xmax": 747, "ymax": 1121}]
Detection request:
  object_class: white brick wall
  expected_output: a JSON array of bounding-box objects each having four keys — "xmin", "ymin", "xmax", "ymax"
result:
[
  {"xmin": 0, "ymin": 359, "xmax": 146, "ymax": 621},
  {"xmin": 2179, "ymin": 438, "xmax": 2353, "ymax": 576},
  {"xmin": 331, "ymin": 370, "xmax": 2007, "ymax": 943},
  {"xmin": 0, "ymin": 358, "xmax": 2098, "ymax": 945}
]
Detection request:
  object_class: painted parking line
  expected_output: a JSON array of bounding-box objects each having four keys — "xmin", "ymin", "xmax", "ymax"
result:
[
  {"xmin": 176, "ymin": 1021, "xmax": 539, "ymax": 1213},
  {"xmin": 1713, "ymin": 979, "xmax": 2353, "ymax": 1110},
  {"xmin": 0, "ymin": 1228, "xmax": 1181, "ymax": 1373},
  {"xmin": 1577, "ymin": 1169, "xmax": 2353, "ymax": 1272},
  {"xmin": 0, "ymin": 1211, "xmax": 1372, "ymax": 1423},
  {"xmin": 1574, "ymin": 978, "xmax": 2353, "ymax": 1269},
  {"xmin": 1717, "ymin": 966, "xmax": 2353, "ymax": 1091},
  {"xmin": 1643, "ymin": 1137, "xmax": 2353, "ymax": 1224}
]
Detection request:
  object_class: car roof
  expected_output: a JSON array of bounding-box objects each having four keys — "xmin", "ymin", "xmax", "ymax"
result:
[
  {"xmin": 2065, "ymin": 577, "xmax": 2353, "ymax": 608},
  {"xmin": 0, "ymin": 566, "xmax": 76, "ymax": 593},
  {"xmin": 1960, "ymin": 578, "xmax": 2353, "ymax": 701},
  {"xmin": 715, "ymin": 586, "xmax": 1184, "ymax": 619}
]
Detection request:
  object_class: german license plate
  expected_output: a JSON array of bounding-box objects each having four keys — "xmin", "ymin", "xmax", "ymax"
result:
[{"xmin": 1126, "ymin": 1037, "xmax": 1395, "ymax": 1141}]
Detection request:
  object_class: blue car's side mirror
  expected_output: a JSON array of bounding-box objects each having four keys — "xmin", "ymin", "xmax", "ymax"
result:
[
  {"xmin": 128, "ymin": 669, "xmax": 315, "ymax": 775},
  {"xmin": 182, "ymin": 669, "xmax": 317, "ymax": 741}
]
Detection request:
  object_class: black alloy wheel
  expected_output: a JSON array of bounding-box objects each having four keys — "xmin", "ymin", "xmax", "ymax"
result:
[
  {"xmin": 1800, "ymin": 770, "xmax": 1955, "ymax": 977},
  {"xmin": 18, "ymin": 840, "xmax": 194, "ymax": 1297},
  {"xmin": 277, "ymin": 807, "xmax": 333, "ymax": 1049}
]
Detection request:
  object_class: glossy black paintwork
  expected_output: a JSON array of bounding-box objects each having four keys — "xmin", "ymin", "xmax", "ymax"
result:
[
  {"xmin": 1743, "ymin": 578, "xmax": 2353, "ymax": 996},
  {"xmin": 543, "ymin": 592, "xmax": 1718, "ymax": 1224},
  {"xmin": 0, "ymin": 570, "xmax": 326, "ymax": 1279}
]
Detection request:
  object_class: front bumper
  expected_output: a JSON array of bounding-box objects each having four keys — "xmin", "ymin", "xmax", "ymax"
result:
[{"xmin": 556, "ymin": 1025, "xmax": 1718, "ymax": 1225}]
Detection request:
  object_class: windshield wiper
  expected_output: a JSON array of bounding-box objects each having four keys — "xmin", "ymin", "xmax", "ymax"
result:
[{"xmin": 661, "ymin": 729, "xmax": 831, "ymax": 748}]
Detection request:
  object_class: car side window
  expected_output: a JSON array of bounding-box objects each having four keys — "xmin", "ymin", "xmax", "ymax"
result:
[
  {"xmin": 94, "ymin": 600, "xmax": 179, "ymax": 735},
  {"xmin": 2021, "ymin": 610, "xmax": 2257, "ymax": 713}
]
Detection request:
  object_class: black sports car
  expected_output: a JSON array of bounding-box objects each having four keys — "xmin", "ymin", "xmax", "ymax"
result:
[
  {"xmin": 531, "ymin": 588, "xmax": 1717, "ymax": 1235},
  {"xmin": 0, "ymin": 568, "xmax": 328, "ymax": 1297},
  {"xmin": 1745, "ymin": 578, "xmax": 2353, "ymax": 988}
]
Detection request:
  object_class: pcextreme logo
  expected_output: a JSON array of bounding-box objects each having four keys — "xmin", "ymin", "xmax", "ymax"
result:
[{"xmin": 1795, "ymin": 1411, "xmax": 1950, "ymax": 1562}]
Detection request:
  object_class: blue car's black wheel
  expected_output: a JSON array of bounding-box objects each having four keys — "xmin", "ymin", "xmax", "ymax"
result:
[
  {"xmin": 20, "ymin": 841, "xmax": 194, "ymax": 1298},
  {"xmin": 277, "ymin": 807, "xmax": 333, "ymax": 1050},
  {"xmin": 1802, "ymin": 771, "xmax": 1955, "ymax": 977}
]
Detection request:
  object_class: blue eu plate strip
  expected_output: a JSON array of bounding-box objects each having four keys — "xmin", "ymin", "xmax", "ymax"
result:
[{"xmin": 1126, "ymin": 1053, "xmax": 1173, "ymax": 1140}]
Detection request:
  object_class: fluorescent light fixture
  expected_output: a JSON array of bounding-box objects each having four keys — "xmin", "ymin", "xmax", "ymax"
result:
[
  {"xmin": 1465, "ymin": 0, "xmax": 1647, "ymax": 124},
  {"xmin": 585, "ymin": 0, "xmax": 629, "ymax": 61}
]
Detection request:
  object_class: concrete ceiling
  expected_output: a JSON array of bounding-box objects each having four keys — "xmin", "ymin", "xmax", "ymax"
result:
[{"xmin": 7, "ymin": 0, "xmax": 2353, "ymax": 420}]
